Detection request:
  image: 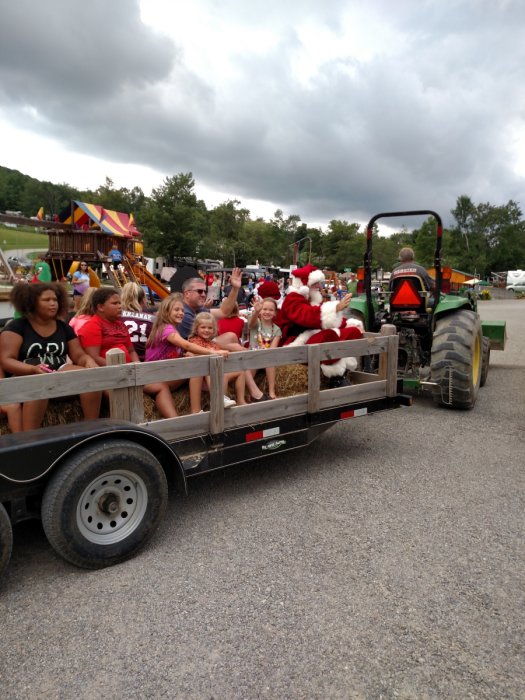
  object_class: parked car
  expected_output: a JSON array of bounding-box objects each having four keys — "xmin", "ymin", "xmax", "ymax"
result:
[
  {"xmin": 506, "ymin": 270, "xmax": 525, "ymax": 293},
  {"xmin": 7, "ymin": 255, "xmax": 32, "ymax": 271},
  {"xmin": 506, "ymin": 282, "xmax": 525, "ymax": 293}
]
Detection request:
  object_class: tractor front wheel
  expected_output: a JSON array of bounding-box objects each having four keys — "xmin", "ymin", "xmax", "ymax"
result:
[{"xmin": 430, "ymin": 310, "xmax": 482, "ymax": 409}]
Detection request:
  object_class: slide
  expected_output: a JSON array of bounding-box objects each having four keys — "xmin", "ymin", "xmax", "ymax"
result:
[{"xmin": 126, "ymin": 255, "xmax": 171, "ymax": 299}]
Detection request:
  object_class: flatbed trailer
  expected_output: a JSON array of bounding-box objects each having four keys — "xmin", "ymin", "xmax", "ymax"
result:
[{"xmin": 0, "ymin": 330, "xmax": 410, "ymax": 577}]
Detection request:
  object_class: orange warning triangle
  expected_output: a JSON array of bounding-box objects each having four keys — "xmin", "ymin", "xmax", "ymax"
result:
[{"xmin": 391, "ymin": 280, "xmax": 422, "ymax": 306}]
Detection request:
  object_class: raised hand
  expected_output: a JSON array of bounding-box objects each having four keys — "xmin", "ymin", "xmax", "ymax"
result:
[
  {"xmin": 230, "ymin": 267, "xmax": 242, "ymax": 290},
  {"xmin": 335, "ymin": 293, "xmax": 352, "ymax": 313}
]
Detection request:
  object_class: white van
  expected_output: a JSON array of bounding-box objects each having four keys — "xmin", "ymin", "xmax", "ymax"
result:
[{"xmin": 506, "ymin": 270, "xmax": 525, "ymax": 292}]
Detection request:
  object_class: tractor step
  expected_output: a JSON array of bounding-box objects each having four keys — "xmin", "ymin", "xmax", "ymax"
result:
[{"xmin": 481, "ymin": 320, "xmax": 507, "ymax": 351}]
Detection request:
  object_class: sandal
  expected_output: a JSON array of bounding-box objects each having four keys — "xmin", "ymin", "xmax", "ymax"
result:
[{"xmin": 251, "ymin": 393, "xmax": 269, "ymax": 402}]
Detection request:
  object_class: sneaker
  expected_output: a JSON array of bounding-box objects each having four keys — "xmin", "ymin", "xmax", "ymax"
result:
[
  {"xmin": 329, "ymin": 374, "xmax": 351, "ymax": 388},
  {"xmin": 223, "ymin": 396, "xmax": 237, "ymax": 408}
]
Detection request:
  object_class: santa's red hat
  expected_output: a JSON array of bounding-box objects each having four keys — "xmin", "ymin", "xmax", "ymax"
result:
[
  {"xmin": 291, "ymin": 263, "xmax": 325, "ymax": 289},
  {"xmin": 257, "ymin": 280, "xmax": 281, "ymax": 300}
]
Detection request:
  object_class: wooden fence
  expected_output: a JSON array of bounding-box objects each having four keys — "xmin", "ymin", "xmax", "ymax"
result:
[{"xmin": 0, "ymin": 331, "xmax": 398, "ymax": 441}]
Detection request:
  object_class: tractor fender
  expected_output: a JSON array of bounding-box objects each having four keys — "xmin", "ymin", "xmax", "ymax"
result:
[
  {"xmin": 432, "ymin": 295, "xmax": 475, "ymax": 328},
  {"xmin": 348, "ymin": 296, "xmax": 376, "ymax": 330}
]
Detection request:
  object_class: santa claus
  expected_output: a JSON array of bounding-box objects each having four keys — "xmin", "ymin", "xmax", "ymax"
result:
[{"xmin": 275, "ymin": 263, "xmax": 363, "ymax": 387}]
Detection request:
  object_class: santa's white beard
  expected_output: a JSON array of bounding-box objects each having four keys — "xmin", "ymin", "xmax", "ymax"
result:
[{"xmin": 309, "ymin": 289, "xmax": 323, "ymax": 305}]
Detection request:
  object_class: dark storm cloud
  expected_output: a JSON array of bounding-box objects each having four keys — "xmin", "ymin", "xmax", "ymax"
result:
[
  {"xmin": 0, "ymin": 0, "xmax": 175, "ymax": 101},
  {"xmin": 0, "ymin": 0, "xmax": 524, "ymax": 226}
]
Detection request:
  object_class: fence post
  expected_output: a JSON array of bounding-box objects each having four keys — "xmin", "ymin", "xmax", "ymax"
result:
[
  {"xmin": 106, "ymin": 349, "xmax": 144, "ymax": 423},
  {"xmin": 307, "ymin": 344, "xmax": 321, "ymax": 413},
  {"xmin": 378, "ymin": 325, "xmax": 398, "ymax": 396},
  {"xmin": 208, "ymin": 355, "xmax": 225, "ymax": 436}
]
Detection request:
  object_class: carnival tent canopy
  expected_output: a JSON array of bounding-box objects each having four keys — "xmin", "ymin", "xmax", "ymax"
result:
[{"xmin": 60, "ymin": 201, "xmax": 141, "ymax": 238}]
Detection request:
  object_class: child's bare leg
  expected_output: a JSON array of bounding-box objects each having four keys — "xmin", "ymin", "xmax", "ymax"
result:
[
  {"xmin": 1, "ymin": 404, "xmax": 23, "ymax": 433},
  {"xmin": 79, "ymin": 391, "xmax": 102, "ymax": 420},
  {"xmin": 244, "ymin": 369, "xmax": 265, "ymax": 400},
  {"xmin": 22, "ymin": 399, "xmax": 48, "ymax": 431},
  {"xmin": 144, "ymin": 382, "xmax": 178, "ymax": 418},
  {"xmin": 233, "ymin": 371, "xmax": 246, "ymax": 405},
  {"xmin": 266, "ymin": 367, "xmax": 277, "ymax": 399},
  {"xmin": 57, "ymin": 364, "xmax": 101, "ymax": 420},
  {"xmin": 189, "ymin": 376, "xmax": 204, "ymax": 413}
]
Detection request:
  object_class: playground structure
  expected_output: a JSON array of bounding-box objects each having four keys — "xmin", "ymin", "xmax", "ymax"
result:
[{"xmin": 0, "ymin": 201, "xmax": 171, "ymax": 301}]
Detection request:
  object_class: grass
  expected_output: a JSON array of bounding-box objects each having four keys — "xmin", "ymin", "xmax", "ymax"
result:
[{"xmin": 0, "ymin": 224, "xmax": 49, "ymax": 256}]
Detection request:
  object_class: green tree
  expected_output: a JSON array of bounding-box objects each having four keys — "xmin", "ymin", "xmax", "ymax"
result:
[
  {"xmin": 448, "ymin": 196, "xmax": 525, "ymax": 275},
  {"xmin": 322, "ymin": 220, "xmax": 364, "ymax": 271},
  {"xmin": 140, "ymin": 173, "xmax": 209, "ymax": 261},
  {"xmin": 209, "ymin": 199, "xmax": 250, "ymax": 266}
]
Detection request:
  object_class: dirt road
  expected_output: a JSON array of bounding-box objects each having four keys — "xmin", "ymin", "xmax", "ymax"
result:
[{"xmin": 1, "ymin": 299, "xmax": 523, "ymax": 699}]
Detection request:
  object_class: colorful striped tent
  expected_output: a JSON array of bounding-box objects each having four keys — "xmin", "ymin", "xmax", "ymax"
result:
[{"xmin": 60, "ymin": 201, "xmax": 141, "ymax": 238}]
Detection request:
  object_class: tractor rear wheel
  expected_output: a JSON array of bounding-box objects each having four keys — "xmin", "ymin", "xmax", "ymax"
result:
[
  {"xmin": 480, "ymin": 335, "xmax": 490, "ymax": 387},
  {"xmin": 430, "ymin": 309, "xmax": 482, "ymax": 409}
]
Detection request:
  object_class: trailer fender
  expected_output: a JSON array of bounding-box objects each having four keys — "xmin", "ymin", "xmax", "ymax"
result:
[{"xmin": 0, "ymin": 420, "xmax": 187, "ymax": 497}]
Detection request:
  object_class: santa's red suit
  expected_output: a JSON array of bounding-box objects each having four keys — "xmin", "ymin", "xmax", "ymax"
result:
[{"xmin": 275, "ymin": 263, "xmax": 363, "ymax": 379}]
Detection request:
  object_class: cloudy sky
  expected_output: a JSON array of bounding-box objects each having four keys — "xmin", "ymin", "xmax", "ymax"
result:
[{"xmin": 0, "ymin": 0, "xmax": 524, "ymax": 231}]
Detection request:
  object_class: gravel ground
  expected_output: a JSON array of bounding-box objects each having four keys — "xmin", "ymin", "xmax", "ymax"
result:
[{"xmin": 1, "ymin": 299, "xmax": 523, "ymax": 700}]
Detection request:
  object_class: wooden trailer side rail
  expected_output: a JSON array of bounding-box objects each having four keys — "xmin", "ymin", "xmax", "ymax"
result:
[{"xmin": 0, "ymin": 331, "xmax": 399, "ymax": 442}]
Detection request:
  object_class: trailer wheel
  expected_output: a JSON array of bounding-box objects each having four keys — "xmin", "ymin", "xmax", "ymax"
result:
[
  {"xmin": 430, "ymin": 309, "xmax": 482, "ymax": 409},
  {"xmin": 480, "ymin": 336, "xmax": 491, "ymax": 387},
  {"xmin": 41, "ymin": 440, "xmax": 168, "ymax": 569},
  {"xmin": 0, "ymin": 503, "xmax": 13, "ymax": 578}
]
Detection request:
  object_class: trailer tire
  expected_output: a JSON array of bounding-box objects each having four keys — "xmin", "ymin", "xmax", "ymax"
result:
[
  {"xmin": 430, "ymin": 309, "xmax": 482, "ymax": 409},
  {"xmin": 0, "ymin": 503, "xmax": 13, "ymax": 578},
  {"xmin": 480, "ymin": 336, "xmax": 490, "ymax": 387},
  {"xmin": 41, "ymin": 440, "xmax": 168, "ymax": 569}
]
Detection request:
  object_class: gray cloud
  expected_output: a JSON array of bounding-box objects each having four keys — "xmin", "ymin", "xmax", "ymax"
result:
[{"xmin": 0, "ymin": 0, "xmax": 524, "ymax": 227}]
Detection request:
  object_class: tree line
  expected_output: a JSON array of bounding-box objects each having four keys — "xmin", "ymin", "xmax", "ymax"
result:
[{"xmin": 1, "ymin": 166, "xmax": 523, "ymax": 276}]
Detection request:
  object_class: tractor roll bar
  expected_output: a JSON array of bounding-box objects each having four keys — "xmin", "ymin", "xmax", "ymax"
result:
[{"xmin": 364, "ymin": 210, "xmax": 443, "ymax": 326}]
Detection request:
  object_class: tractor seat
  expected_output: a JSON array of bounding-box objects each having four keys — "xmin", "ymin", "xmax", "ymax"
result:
[{"xmin": 389, "ymin": 275, "xmax": 431, "ymax": 316}]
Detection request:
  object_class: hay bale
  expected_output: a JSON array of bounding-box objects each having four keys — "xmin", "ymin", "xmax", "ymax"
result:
[{"xmin": 273, "ymin": 364, "xmax": 309, "ymax": 396}]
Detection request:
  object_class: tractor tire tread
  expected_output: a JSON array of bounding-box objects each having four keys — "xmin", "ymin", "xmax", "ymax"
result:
[{"xmin": 430, "ymin": 310, "xmax": 482, "ymax": 409}]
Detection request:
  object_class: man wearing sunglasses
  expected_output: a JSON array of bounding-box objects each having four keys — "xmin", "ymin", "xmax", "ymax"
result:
[{"xmin": 178, "ymin": 267, "xmax": 243, "ymax": 341}]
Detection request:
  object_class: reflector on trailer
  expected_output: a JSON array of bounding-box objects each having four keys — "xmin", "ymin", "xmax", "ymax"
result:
[
  {"xmin": 340, "ymin": 407, "xmax": 367, "ymax": 419},
  {"xmin": 246, "ymin": 426, "xmax": 281, "ymax": 442},
  {"xmin": 391, "ymin": 280, "xmax": 422, "ymax": 306}
]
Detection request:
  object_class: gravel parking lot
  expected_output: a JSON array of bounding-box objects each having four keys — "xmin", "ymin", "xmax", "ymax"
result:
[{"xmin": 1, "ymin": 299, "xmax": 523, "ymax": 699}]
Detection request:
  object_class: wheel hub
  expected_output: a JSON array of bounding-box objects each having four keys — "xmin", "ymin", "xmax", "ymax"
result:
[
  {"xmin": 76, "ymin": 470, "xmax": 148, "ymax": 545},
  {"xmin": 98, "ymin": 493, "xmax": 120, "ymax": 515}
]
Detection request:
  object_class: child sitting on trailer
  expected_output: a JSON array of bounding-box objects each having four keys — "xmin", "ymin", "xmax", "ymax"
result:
[{"xmin": 188, "ymin": 312, "xmax": 247, "ymax": 410}]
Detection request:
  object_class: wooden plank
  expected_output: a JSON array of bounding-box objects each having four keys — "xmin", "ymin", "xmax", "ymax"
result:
[
  {"xmin": 307, "ymin": 344, "xmax": 321, "ymax": 413},
  {"xmin": 0, "ymin": 364, "xmax": 135, "ymax": 404},
  {"xmin": 349, "ymin": 370, "xmax": 383, "ymax": 385},
  {"xmin": 318, "ymin": 380, "xmax": 386, "ymax": 409},
  {"xmin": 142, "ymin": 413, "xmax": 210, "ymax": 440},
  {"xmin": 147, "ymin": 381, "xmax": 390, "ymax": 439},
  {"xmin": 134, "ymin": 356, "xmax": 211, "ymax": 383}
]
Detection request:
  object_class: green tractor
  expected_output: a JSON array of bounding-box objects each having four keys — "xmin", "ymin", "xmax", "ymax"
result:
[{"xmin": 348, "ymin": 210, "xmax": 506, "ymax": 409}]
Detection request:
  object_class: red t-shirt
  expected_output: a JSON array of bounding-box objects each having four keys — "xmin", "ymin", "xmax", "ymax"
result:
[
  {"xmin": 217, "ymin": 316, "xmax": 245, "ymax": 339},
  {"xmin": 78, "ymin": 315, "xmax": 134, "ymax": 363}
]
